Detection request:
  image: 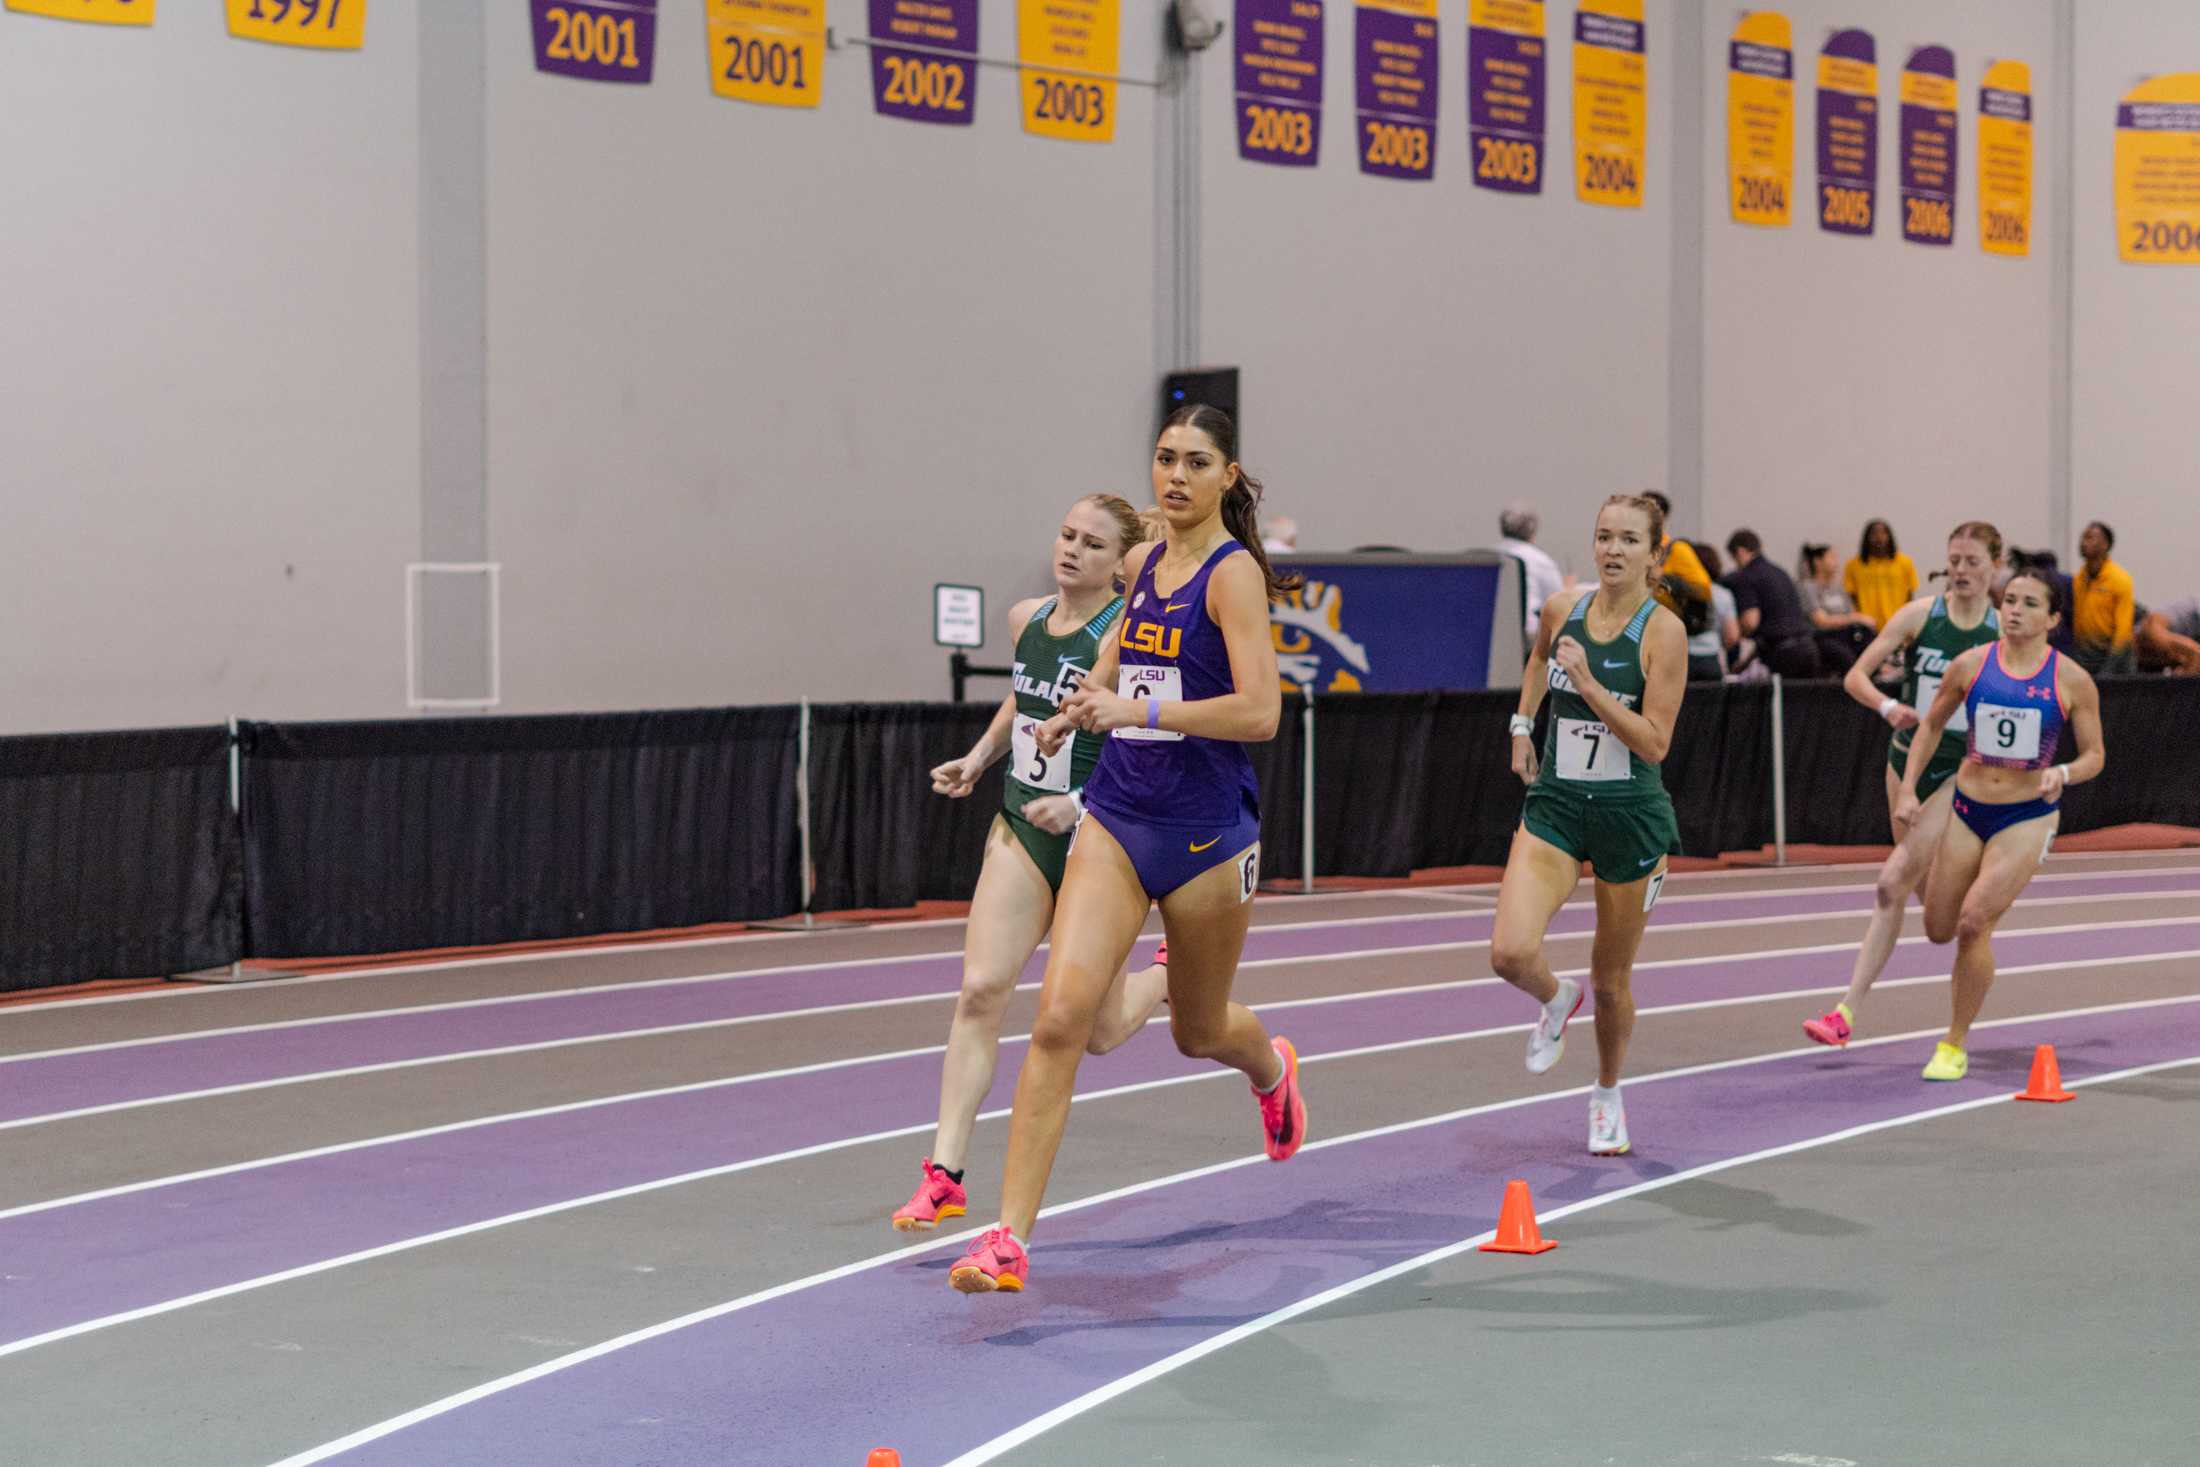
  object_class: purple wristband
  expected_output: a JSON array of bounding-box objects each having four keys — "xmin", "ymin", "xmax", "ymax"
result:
[{"xmin": 1146, "ymin": 698, "xmax": 1162, "ymax": 730}]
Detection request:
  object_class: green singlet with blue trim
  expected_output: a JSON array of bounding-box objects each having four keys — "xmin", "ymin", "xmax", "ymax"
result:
[{"xmin": 1002, "ymin": 595, "xmax": 1122, "ymax": 890}]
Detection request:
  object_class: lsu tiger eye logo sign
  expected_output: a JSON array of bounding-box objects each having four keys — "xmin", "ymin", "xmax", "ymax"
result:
[
  {"xmin": 1900, "ymin": 45, "xmax": 1958, "ymax": 246},
  {"xmin": 2116, "ymin": 74, "xmax": 2200, "ymax": 265},
  {"xmin": 1815, "ymin": 28, "xmax": 1876, "ymax": 236},
  {"xmin": 1269, "ymin": 561, "xmax": 1504, "ymax": 691},
  {"xmin": 1466, "ymin": 0, "xmax": 1545, "ymax": 195},
  {"xmin": 1355, "ymin": 0, "xmax": 1439, "ymax": 181},
  {"xmin": 1978, "ymin": 59, "xmax": 2033, "ymax": 258},
  {"xmin": 1726, "ymin": 10, "xmax": 1793, "ymax": 228},
  {"xmin": 1571, "ymin": 0, "xmax": 1645, "ymax": 209},
  {"xmin": 1235, "ymin": 0, "xmax": 1323, "ymax": 167}
]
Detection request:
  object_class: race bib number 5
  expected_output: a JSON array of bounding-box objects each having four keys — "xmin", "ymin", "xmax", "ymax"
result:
[
  {"xmin": 1556, "ymin": 717, "xmax": 1631, "ymax": 781},
  {"xmin": 1976, "ymin": 703, "xmax": 2043, "ymax": 762},
  {"xmin": 1115, "ymin": 665, "xmax": 1185, "ymax": 742},
  {"xmin": 1010, "ymin": 717, "xmax": 1072, "ymax": 792}
]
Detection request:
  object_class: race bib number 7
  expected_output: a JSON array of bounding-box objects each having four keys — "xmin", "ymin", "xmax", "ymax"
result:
[
  {"xmin": 1976, "ymin": 703, "xmax": 2043, "ymax": 762},
  {"xmin": 1556, "ymin": 717, "xmax": 1631, "ymax": 781},
  {"xmin": 1115, "ymin": 665, "xmax": 1185, "ymax": 742},
  {"xmin": 1010, "ymin": 717, "xmax": 1072, "ymax": 792}
]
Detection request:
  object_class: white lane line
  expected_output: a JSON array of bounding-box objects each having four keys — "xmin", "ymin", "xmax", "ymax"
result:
[
  {"xmin": 8, "ymin": 871, "xmax": 2190, "ymax": 1066},
  {"xmin": 8, "ymin": 906, "xmax": 2195, "ymax": 1133},
  {"xmin": 255, "ymin": 1004, "xmax": 2200, "ymax": 1467},
  {"xmin": 939, "ymin": 1051, "xmax": 2200, "ymax": 1467},
  {"xmin": 12, "ymin": 976, "xmax": 2196, "ymax": 1370},
  {"xmin": 10, "ymin": 916, "xmax": 2185, "ymax": 1219}
]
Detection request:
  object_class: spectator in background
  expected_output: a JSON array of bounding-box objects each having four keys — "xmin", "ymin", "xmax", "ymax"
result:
[
  {"xmin": 1261, "ymin": 514, "xmax": 1299, "ymax": 554},
  {"xmin": 1497, "ymin": 501, "xmax": 1567, "ymax": 626},
  {"xmin": 1685, "ymin": 541, "xmax": 1741, "ymax": 681},
  {"xmin": 1843, "ymin": 518, "xmax": 1918, "ymax": 632},
  {"xmin": 2071, "ymin": 520, "xmax": 2136, "ymax": 674},
  {"xmin": 1797, "ymin": 542, "xmax": 1876, "ymax": 675},
  {"xmin": 1725, "ymin": 529, "xmax": 1822, "ymax": 678},
  {"xmin": 1642, "ymin": 490, "xmax": 1712, "ymax": 628},
  {"xmin": 2137, "ymin": 597, "xmax": 2200, "ymax": 675}
]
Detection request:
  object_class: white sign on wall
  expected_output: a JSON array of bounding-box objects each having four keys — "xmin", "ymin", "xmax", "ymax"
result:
[{"xmin": 934, "ymin": 583, "xmax": 985, "ymax": 647}]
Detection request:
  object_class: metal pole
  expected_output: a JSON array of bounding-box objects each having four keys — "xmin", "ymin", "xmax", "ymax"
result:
[
  {"xmin": 228, "ymin": 717, "xmax": 243, "ymax": 978},
  {"xmin": 796, "ymin": 698, "xmax": 816, "ymax": 919},
  {"xmin": 951, "ymin": 652, "xmax": 968, "ymax": 704},
  {"xmin": 1300, "ymin": 685, "xmax": 1315, "ymax": 894},
  {"xmin": 1769, "ymin": 676, "xmax": 1789, "ymax": 867}
]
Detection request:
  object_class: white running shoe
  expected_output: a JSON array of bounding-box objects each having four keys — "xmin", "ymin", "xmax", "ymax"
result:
[
  {"xmin": 1524, "ymin": 977, "xmax": 1582, "ymax": 1075},
  {"xmin": 1589, "ymin": 1092, "xmax": 1630, "ymax": 1155}
]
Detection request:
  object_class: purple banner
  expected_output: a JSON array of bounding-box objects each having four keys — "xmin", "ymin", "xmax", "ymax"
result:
[
  {"xmin": 868, "ymin": 0, "xmax": 978, "ymax": 125},
  {"xmin": 1468, "ymin": 22, "xmax": 1546, "ymax": 194},
  {"xmin": 530, "ymin": 0, "xmax": 657, "ymax": 85},
  {"xmin": 1355, "ymin": 5, "xmax": 1440, "ymax": 181},
  {"xmin": 1728, "ymin": 40, "xmax": 1792, "ymax": 80},
  {"xmin": 1815, "ymin": 28, "xmax": 1877, "ymax": 237},
  {"xmin": 1900, "ymin": 45, "xmax": 1958, "ymax": 246},
  {"xmin": 1235, "ymin": 0, "xmax": 1324, "ymax": 167}
]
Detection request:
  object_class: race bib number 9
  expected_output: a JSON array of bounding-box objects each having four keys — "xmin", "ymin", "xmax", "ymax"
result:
[
  {"xmin": 1010, "ymin": 717, "xmax": 1072, "ymax": 792},
  {"xmin": 1115, "ymin": 665, "xmax": 1185, "ymax": 742},
  {"xmin": 1913, "ymin": 672, "xmax": 1968, "ymax": 731},
  {"xmin": 1556, "ymin": 717, "xmax": 1630, "ymax": 781},
  {"xmin": 1976, "ymin": 703, "xmax": 2042, "ymax": 761}
]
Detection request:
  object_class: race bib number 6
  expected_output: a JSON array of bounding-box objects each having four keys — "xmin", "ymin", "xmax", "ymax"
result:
[
  {"xmin": 1115, "ymin": 665, "xmax": 1185, "ymax": 742},
  {"xmin": 1556, "ymin": 717, "xmax": 1631, "ymax": 781},
  {"xmin": 1976, "ymin": 703, "xmax": 2043, "ymax": 762},
  {"xmin": 1010, "ymin": 717, "xmax": 1072, "ymax": 792}
]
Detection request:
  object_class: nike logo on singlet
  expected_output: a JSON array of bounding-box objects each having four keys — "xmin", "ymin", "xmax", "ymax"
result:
[
  {"xmin": 1189, "ymin": 837, "xmax": 1220, "ymax": 853},
  {"xmin": 1164, "ymin": 602, "xmax": 1190, "ymax": 613}
]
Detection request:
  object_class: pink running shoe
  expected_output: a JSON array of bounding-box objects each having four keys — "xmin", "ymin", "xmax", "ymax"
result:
[
  {"xmin": 949, "ymin": 1225, "xmax": 1028, "ymax": 1293},
  {"xmin": 890, "ymin": 1158, "xmax": 967, "ymax": 1232},
  {"xmin": 1802, "ymin": 1009, "xmax": 1853, "ymax": 1048},
  {"xmin": 1256, "ymin": 1036, "xmax": 1307, "ymax": 1162},
  {"xmin": 1152, "ymin": 939, "xmax": 1168, "ymax": 966}
]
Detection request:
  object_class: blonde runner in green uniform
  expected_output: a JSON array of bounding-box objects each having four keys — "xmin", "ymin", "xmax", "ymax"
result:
[
  {"xmin": 890, "ymin": 496, "xmax": 1172, "ymax": 1232},
  {"xmin": 1494, "ymin": 495, "xmax": 1688, "ymax": 1156},
  {"xmin": 1803, "ymin": 522, "xmax": 2002, "ymax": 1049}
]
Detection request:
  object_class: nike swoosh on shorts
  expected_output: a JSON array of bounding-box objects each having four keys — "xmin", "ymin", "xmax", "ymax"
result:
[{"xmin": 1189, "ymin": 837, "xmax": 1219, "ymax": 852}]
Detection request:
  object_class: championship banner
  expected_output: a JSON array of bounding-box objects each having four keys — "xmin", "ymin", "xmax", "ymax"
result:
[
  {"xmin": 1571, "ymin": 0, "xmax": 1645, "ymax": 209},
  {"xmin": 1899, "ymin": 44, "xmax": 1957, "ymax": 247},
  {"xmin": 1978, "ymin": 59, "xmax": 2032, "ymax": 258},
  {"xmin": 532, "ymin": 1, "xmax": 654, "ymax": 83},
  {"xmin": 1814, "ymin": 28, "xmax": 1876, "ymax": 236},
  {"xmin": 228, "ymin": 0, "xmax": 363, "ymax": 49},
  {"xmin": 1467, "ymin": 0, "xmax": 1545, "ymax": 195},
  {"xmin": 707, "ymin": 0, "xmax": 824, "ymax": 108},
  {"xmin": 1355, "ymin": 0, "xmax": 1438, "ymax": 180},
  {"xmin": 1234, "ymin": 0, "xmax": 1323, "ymax": 167},
  {"xmin": 869, "ymin": 0, "xmax": 976, "ymax": 125},
  {"xmin": 1017, "ymin": 0, "xmax": 1118, "ymax": 143},
  {"xmin": 1727, "ymin": 10, "xmax": 1793, "ymax": 227},
  {"xmin": 4, "ymin": 0, "xmax": 151, "ymax": 23},
  {"xmin": 2116, "ymin": 74, "xmax": 2200, "ymax": 264},
  {"xmin": 1270, "ymin": 558, "xmax": 1507, "ymax": 692}
]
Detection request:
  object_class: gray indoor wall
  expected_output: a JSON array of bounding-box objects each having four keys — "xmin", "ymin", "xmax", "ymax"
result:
[
  {"xmin": 1198, "ymin": 0, "xmax": 1677, "ymax": 583},
  {"xmin": 1, "ymin": 3, "xmax": 422, "ymax": 734},
  {"xmin": 483, "ymin": 2, "xmax": 1164, "ymax": 711},
  {"xmin": 1696, "ymin": 0, "xmax": 2062, "ymax": 577},
  {"xmin": 2072, "ymin": 0, "xmax": 2200, "ymax": 605}
]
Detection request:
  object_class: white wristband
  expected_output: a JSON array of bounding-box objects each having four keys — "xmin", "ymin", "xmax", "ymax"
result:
[
  {"xmin": 2054, "ymin": 764, "xmax": 2071, "ymax": 785},
  {"xmin": 1067, "ymin": 788, "xmax": 1086, "ymax": 815},
  {"xmin": 1877, "ymin": 696, "xmax": 1899, "ymax": 721},
  {"xmin": 1508, "ymin": 714, "xmax": 1535, "ymax": 738}
]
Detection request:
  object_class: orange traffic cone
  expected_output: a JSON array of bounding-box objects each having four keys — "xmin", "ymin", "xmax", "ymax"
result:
[
  {"xmin": 866, "ymin": 1452, "xmax": 902, "ymax": 1467},
  {"xmin": 1478, "ymin": 1179, "xmax": 1557, "ymax": 1254},
  {"xmin": 2015, "ymin": 1044, "xmax": 2075, "ymax": 1103}
]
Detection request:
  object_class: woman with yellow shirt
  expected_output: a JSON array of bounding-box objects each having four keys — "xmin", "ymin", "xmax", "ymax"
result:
[{"xmin": 1843, "ymin": 519, "xmax": 1919, "ymax": 632}]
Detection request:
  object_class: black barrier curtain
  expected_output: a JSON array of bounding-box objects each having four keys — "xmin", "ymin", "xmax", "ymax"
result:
[
  {"xmin": 2059, "ymin": 677, "xmax": 2200, "ymax": 833},
  {"xmin": 240, "ymin": 707, "xmax": 801, "ymax": 957},
  {"xmin": 809, "ymin": 700, "xmax": 1309, "ymax": 909},
  {"xmin": 1778, "ymin": 681, "xmax": 1903, "ymax": 846},
  {"xmin": 1, "ymin": 726, "xmax": 240, "ymax": 991}
]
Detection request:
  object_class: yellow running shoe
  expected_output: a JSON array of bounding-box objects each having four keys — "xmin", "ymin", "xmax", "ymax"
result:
[{"xmin": 1921, "ymin": 1041, "xmax": 1969, "ymax": 1081}]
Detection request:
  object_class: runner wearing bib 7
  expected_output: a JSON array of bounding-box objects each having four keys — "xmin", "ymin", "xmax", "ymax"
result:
[
  {"xmin": 1896, "ymin": 571, "xmax": 2105, "ymax": 1082},
  {"xmin": 949, "ymin": 405, "xmax": 1305, "ymax": 1294},
  {"xmin": 891, "ymin": 496, "xmax": 1172, "ymax": 1234},
  {"xmin": 1804, "ymin": 522, "xmax": 2002, "ymax": 1049},
  {"xmin": 1497, "ymin": 495, "xmax": 1688, "ymax": 1157}
]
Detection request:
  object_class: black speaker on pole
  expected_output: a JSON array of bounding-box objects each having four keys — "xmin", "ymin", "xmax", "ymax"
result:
[{"xmin": 1161, "ymin": 366, "xmax": 1240, "ymax": 443}]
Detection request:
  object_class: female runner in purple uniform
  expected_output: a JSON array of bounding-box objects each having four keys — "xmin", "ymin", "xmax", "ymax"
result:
[
  {"xmin": 1897, "ymin": 571, "xmax": 2105, "ymax": 1081},
  {"xmin": 948, "ymin": 405, "xmax": 1303, "ymax": 1293}
]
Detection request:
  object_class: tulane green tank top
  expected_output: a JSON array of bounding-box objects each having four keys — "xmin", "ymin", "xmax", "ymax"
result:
[
  {"xmin": 1003, "ymin": 595, "xmax": 1122, "ymax": 822},
  {"xmin": 1536, "ymin": 592, "xmax": 1665, "ymax": 800},
  {"xmin": 1892, "ymin": 594, "xmax": 2000, "ymax": 756}
]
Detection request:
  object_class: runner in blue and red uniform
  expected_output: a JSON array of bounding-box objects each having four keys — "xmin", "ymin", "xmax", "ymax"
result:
[
  {"xmin": 949, "ymin": 405, "xmax": 1304, "ymax": 1294},
  {"xmin": 1898, "ymin": 570, "xmax": 2106, "ymax": 1081}
]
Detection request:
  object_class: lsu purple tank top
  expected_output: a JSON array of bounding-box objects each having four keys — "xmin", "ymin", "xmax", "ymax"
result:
[
  {"xmin": 1081, "ymin": 540, "xmax": 1262, "ymax": 828},
  {"xmin": 1963, "ymin": 643, "xmax": 2066, "ymax": 771}
]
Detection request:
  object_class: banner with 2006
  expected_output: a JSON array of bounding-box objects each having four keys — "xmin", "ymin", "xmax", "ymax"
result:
[
  {"xmin": 2116, "ymin": 73, "xmax": 2200, "ymax": 265},
  {"xmin": 1978, "ymin": 59, "xmax": 2033, "ymax": 259},
  {"xmin": 1899, "ymin": 45, "xmax": 1959, "ymax": 247}
]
